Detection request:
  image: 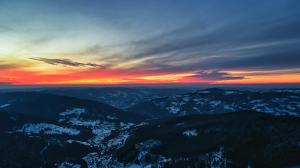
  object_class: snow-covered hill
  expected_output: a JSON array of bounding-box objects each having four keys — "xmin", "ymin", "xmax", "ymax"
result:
[
  {"xmin": 130, "ymin": 88, "xmax": 300, "ymax": 118},
  {"xmin": 117, "ymin": 112, "xmax": 300, "ymax": 168}
]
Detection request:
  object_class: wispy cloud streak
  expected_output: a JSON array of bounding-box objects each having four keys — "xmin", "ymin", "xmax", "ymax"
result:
[{"xmin": 30, "ymin": 57, "xmax": 104, "ymax": 68}]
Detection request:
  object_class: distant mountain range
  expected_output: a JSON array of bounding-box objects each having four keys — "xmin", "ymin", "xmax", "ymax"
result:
[
  {"xmin": 129, "ymin": 88, "xmax": 300, "ymax": 118},
  {"xmin": 4, "ymin": 87, "xmax": 191, "ymax": 109}
]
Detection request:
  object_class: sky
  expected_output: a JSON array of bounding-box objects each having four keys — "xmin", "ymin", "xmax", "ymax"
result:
[{"xmin": 0, "ymin": 0, "xmax": 300, "ymax": 85}]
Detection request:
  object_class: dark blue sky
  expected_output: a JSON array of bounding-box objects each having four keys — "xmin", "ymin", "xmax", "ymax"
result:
[{"xmin": 0, "ymin": 0, "xmax": 299, "ymax": 84}]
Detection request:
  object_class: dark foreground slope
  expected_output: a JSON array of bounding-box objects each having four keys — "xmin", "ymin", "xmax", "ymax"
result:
[
  {"xmin": 0, "ymin": 92, "xmax": 146, "ymax": 167},
  {"xmin": 0, "ymin": 92, "xmax": 144, "ymax": 122},
  {"xmin": 0, "ymin": 111, "xmax": 92, "ymax": 168},
  {"xmin": 117, "ymin": 111, "xmax": 300, "ymax": 168}
]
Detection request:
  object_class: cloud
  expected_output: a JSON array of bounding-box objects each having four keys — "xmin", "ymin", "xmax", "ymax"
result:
[
  {"xmin": 28, "ymin": 36, "xmax": 56, "ymax": 45},
  {"xmin": 117, "ymin": 1, "xmax": 300, "ymax": 73},
  {"xmin": 30, "ymin": 57, "xmax": 105, "ymax": 68},
  {"xmin": 2, "ymin": 0, "xmax": 300, "ymax": 81},
  {"xmin": 0, "ymin": 64, "xmax": 15, "ymax": 69},
  {"xmin": 0, "ymin": 25, "xmax": 14, "ymax": 32},
  {"xmin": 196, "ymin": 45, "xmax": 300, "ymax": 71},
  {"xmin": 195, "ymin": 70, "xmax": 245, "ymax": 80},
  {"xmin": 0, "ymin": 61, "xmax": 20, "ymax": 70}
]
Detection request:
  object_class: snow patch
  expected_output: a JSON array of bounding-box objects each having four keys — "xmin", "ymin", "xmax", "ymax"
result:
[
  {"xmin": 0, "ymin": 104, "xmax": 10, "ymax": 108},
  {"xmin": 56, "ymin": 162, "xmax": 81, "ymax": 168},
  {"xmin": 107, "ymin": 132, "xmax": 130, "ymax": 148},
  {"xmin": 182, "ymin": 96, "xmax": 190, "ymax": 102},
  {"xmin": 67, "ymin": 139, "xmax": 91, "ymax": 147},
  {"xmin": 68, "ymin": 118, "xmax": 101, "ymax": 127},
  {"xmin": 182, "ymin": 129, "xmax": 198, "ymax": 137},
  {"xmin": 60, "ymin": 108, "xmax": 86, "ymax": 117},
  {"xmin": 88, "ymin": 122, "xmax": 116, "ymax": 146},
  {"xmin": 135, "ymin": 122, "xmax": 149, "ymax": 127},
  {"xmin": 82, "ymin": 153, "xmax": 101, "ymax": 168},
  {"xmin": 249, "ymin": 100, "xmax": 263, "ymax": 104},
  {"xmin": 224, "ymin": 91, "xmax": 236, "ymax": 95},
  {"xmin": 176, "ymin": 122, "xmax": 185, "ymax": 126},
  {"xmin": 203, "ymin": 147, "xmax": 229, "ymax": 168},
  {"xmin": 167, "ymin": 106, "xmax": 180, "ymax": 114},
  {"xmin": 17, "ymin": 123, "xmax": 80, "ymax": 136},
  {"xmin": 209, "ymin": 100, "xmax": 222, "ymax": 107},
  {"xmin": 106, "ymin": 115, "xmax": 119, "ymax": 120},
  {"xmin": 198, "ymin": 91, "xmax": 211, "ymax": 94}
]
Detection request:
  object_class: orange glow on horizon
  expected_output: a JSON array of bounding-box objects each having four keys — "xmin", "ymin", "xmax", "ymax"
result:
[{"xmin": 0, "ymin": 64, "xmax": 299, "ymax": 85}]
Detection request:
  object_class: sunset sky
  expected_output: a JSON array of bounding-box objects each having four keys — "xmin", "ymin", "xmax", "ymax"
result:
[{"xmin": 0, "ymin": 0, "xmax": 300, "ymax": 85}]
